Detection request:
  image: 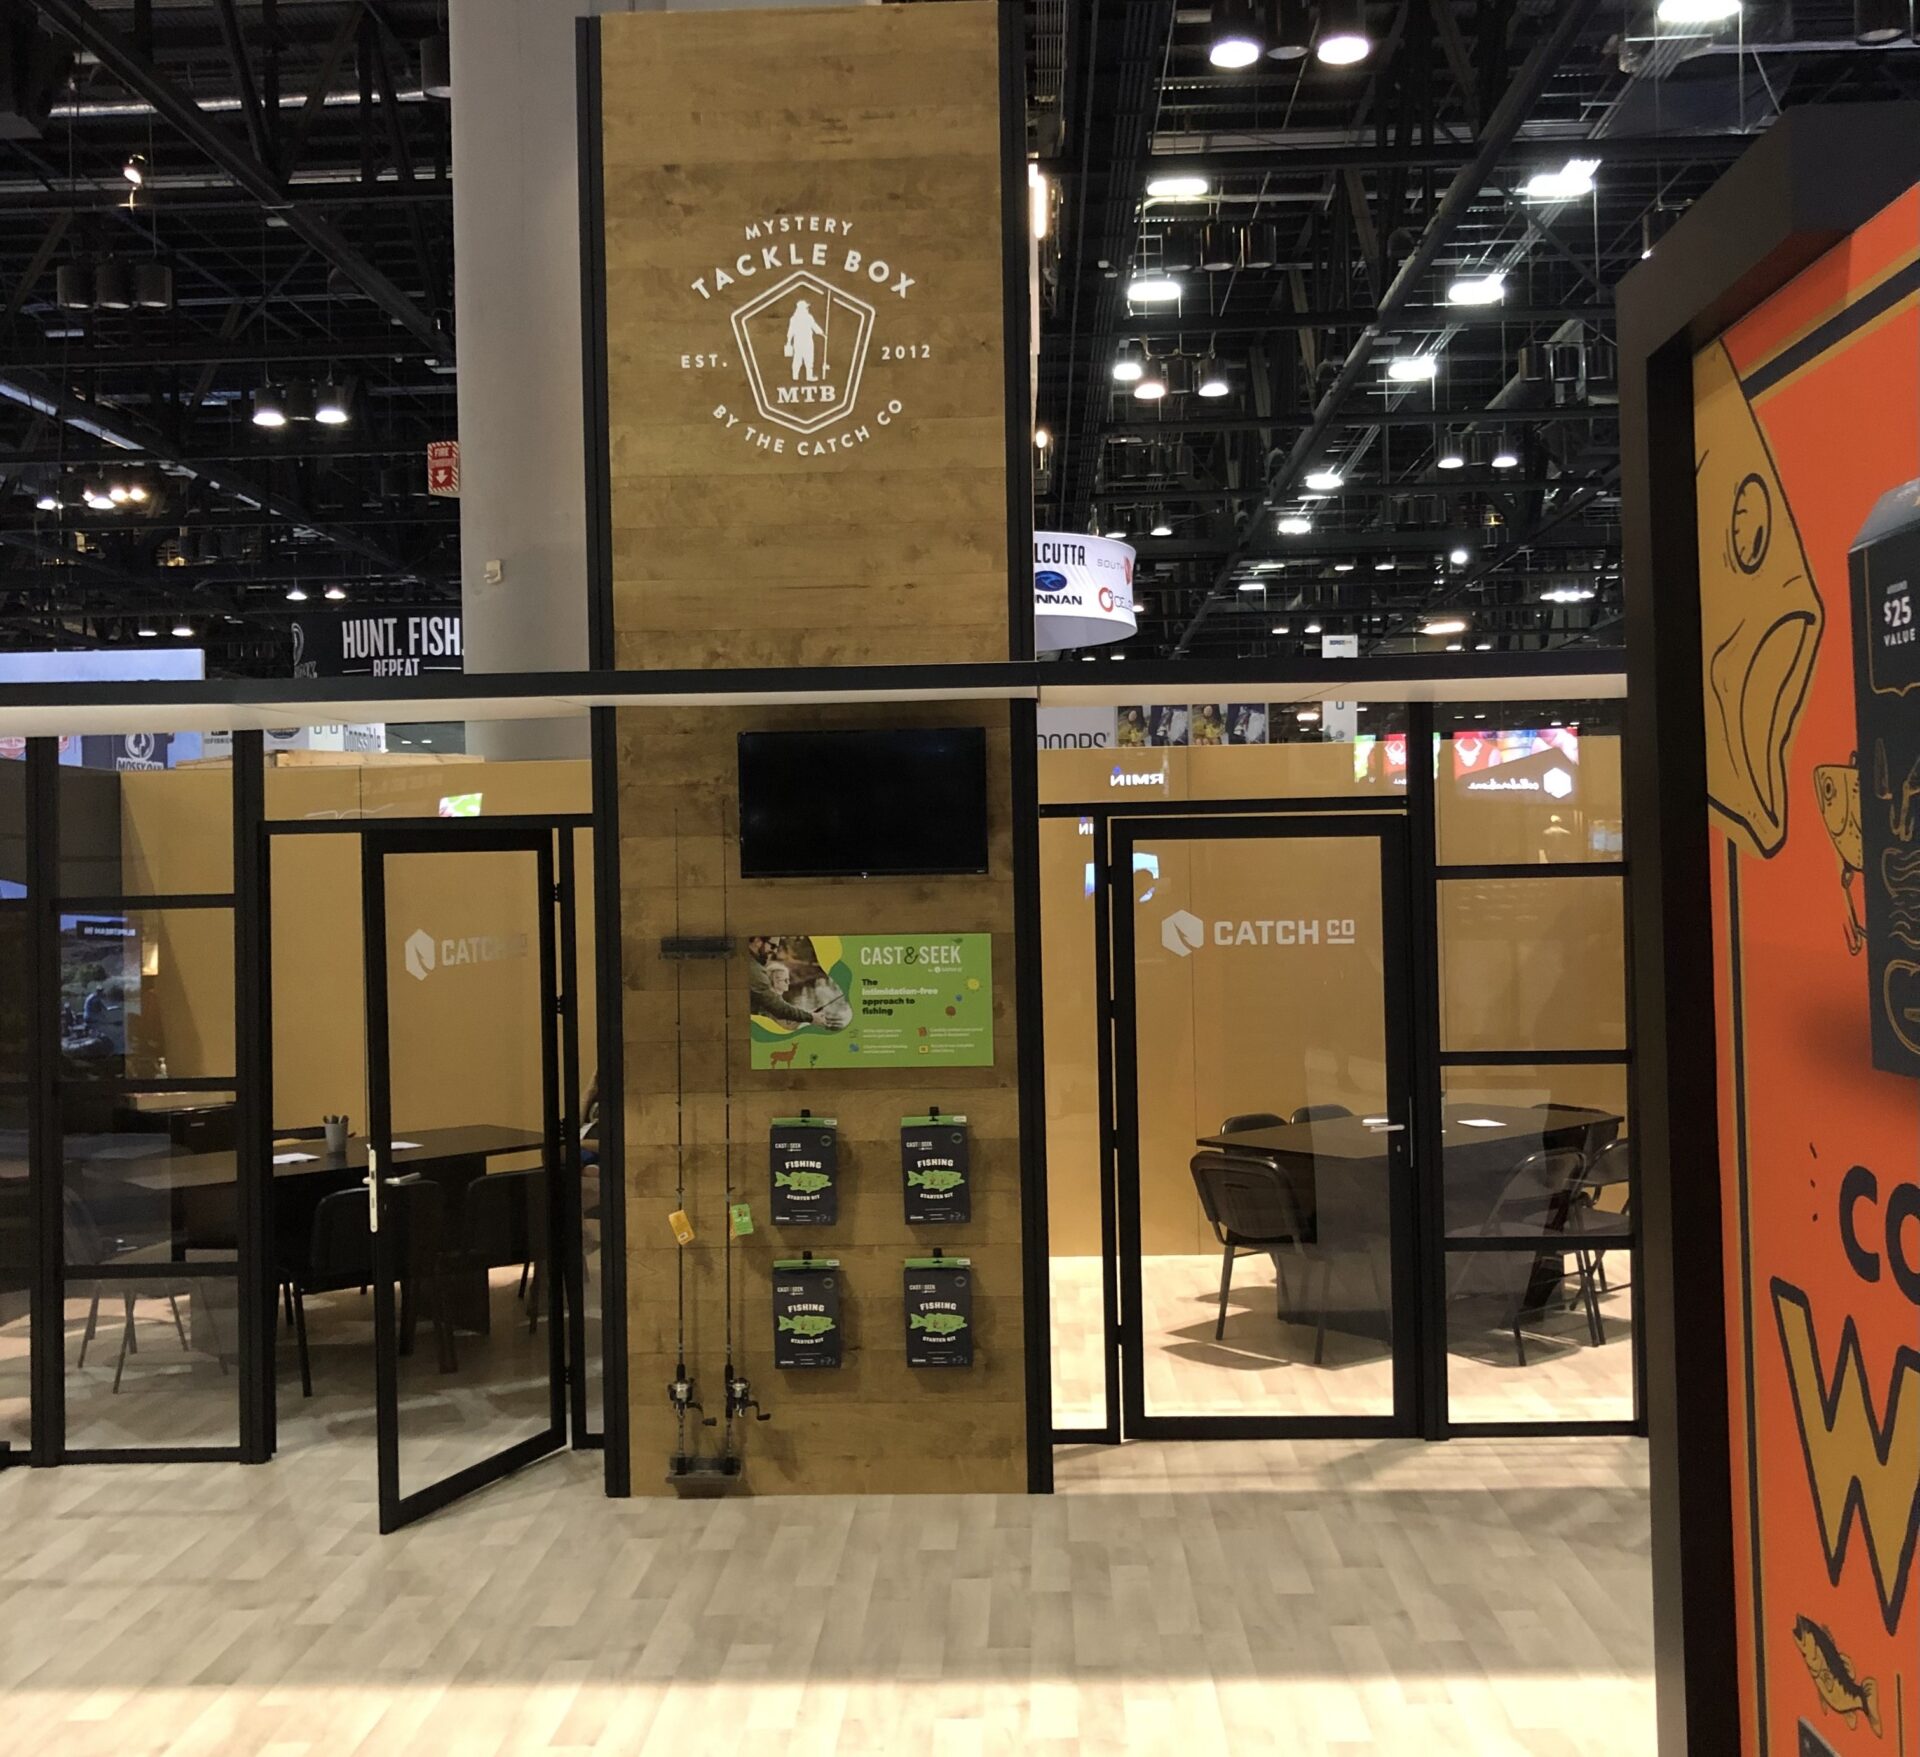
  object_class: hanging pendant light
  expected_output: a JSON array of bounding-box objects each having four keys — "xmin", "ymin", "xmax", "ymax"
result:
[
  {"xmin": 1196, "ymin": 354, "xmax": 1231, "ymax": 398},
  {"xmin": 55, "ymin": 262, "xmax": 94, "ymax": 310},
  {"xmin": 1198, "ymin": 222, "xmax": 1238, "ymax": 272},
  {"xmin": 1208, "ymin": 0, "xmax": 1267, "ymax": 68},
  {"xmin": 134, "ymin": 261, "xmax": 173, "ymax": 310},
  {"xmin": 94, "ymin": 259, "xmax": 133, "ymax": 310},
  {"xmin": 314, "ymin": 381, "xmax": 352, "ymax": 427},
  {"xmin": 1267, "ymin": 0, "xmax": 1313, "ymax": 58},
  {"xmin": 1317, "ymin": 0, "xmax": 1373, "ymax": 65}
]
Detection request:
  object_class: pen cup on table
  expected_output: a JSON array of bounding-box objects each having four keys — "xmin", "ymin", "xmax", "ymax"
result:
[{"xmin": 324, "ymin": 1116, "xmax": 348, "ymax": 1154}]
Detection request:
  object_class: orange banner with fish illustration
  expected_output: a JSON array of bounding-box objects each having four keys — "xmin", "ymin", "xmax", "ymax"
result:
[{"xmin": 1700, "ymin": 184, "xmax": 1920, "ymax": 1757}]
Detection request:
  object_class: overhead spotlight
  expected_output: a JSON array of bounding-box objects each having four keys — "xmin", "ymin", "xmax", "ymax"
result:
[
  {"xmin": 34, "ymin": 491, "xmax": 56, "ymax": 512},
  {"xmin": 1133, "ymin": 355, "xmax": 1169, "ymax": 400},
  {"xmin": 420, "ymin": 32, "xmax": 453, "ymax": 99},
  {"xmin": 107, "ymin": 484, "xmax": 129, "ymax": 504},
  {"xmin": 1296, "ymin": 709, "xmax": 1322, "ymax": 724},
  {"xmin": 1164, "ymin": 354, "xmax": 1195, "ymax": 398},
  {"xmin": 324, "ymin": 584, "xmax": 348, "ymax": 602},
  {"xmin": 1437, "ymin": 431, "xmax": 1466, "ymax": 470},
  {"xmin": 1523, "ymin": 158, "xmax": 1599, "ymax": 201},
  {"xmin": 1491, "ymin": 434, "xmax": 1521, "ymax": 470},
  {"xmin": 1387, "ymin": 355, "xmax": 1439, "ymax": 382},
  {"xmin": 1103, "ymin": 523, "xmax": 1128, "ymax": 540},
  {"xmin": 1126, "ymin": 274, "xmax": 1183, "ymax": 303},
  {"xmin": 1374, "ymin": 560, "xmax": 1395, "ymax": 573},
  {"xmin": 252, "ymin": 387, "xmax": 287, "ymax": 429},
  {"xmin": 134, "ymin": 261, "xmax": 173, "ymax": 310},
  {"xmin": 282, "ymin": 379, "xmax": 316, "ymax": 424},
  {"xmin": 1657, "ymin": 0, "xmax": 1742, "ymax": 20},
  {"xmin": 136, "ymin": 623, "xmax": 157, "ymax": 639},
  {"xmin": 1448, "ymin": 546, "xmax": 1471, "ymax": 566},
  {"xmin": 1304, "ymin": 468, "xmax": 1344, "ymax": 492},
  {"xmin": 1317, "ymin": 0, "xmax": 1373, "ymax": 64},
  {"xmin": 1146, "ymin": 173, "xmax": 1210, "ymax": 200},
  {"xmin": 1149, "ymin": 509, "xmax": 1174, "ymax": 538},
  {"xmin": 55, "ymin": 263, "xmax": 94, "ymax": 310},
  {"xmin": 1196, "ymin": 354, "xmax": 1231, "ymax": 398},
  {"xmin": 1028, "ymin": 162, "xmax": 1050, "ymax": 241},
  {"xmin": 1033, "ymin": 425, "xmax": 1051, "ymax": 450},
  {"xmin": 314, "ymin": 381, "xmax": 351, "ymax": 427},
  {"xmin": 1198, "ymin": 222, "xmax": 1238, "ymax": 272},
  {"xmin": 1208, "ymin": 0, "xmax": 1266, "ymax": 68},
  {"xmin": 127, "ymin": 483, "xmax": 148, "ymax": 504},
  {"xmin": 93, "ymin": 259, "xmax": 132, "ymax": 311},
  {"xmin": 1271, "ymin": 622, "xmax": 1291, "ymax": 634},
  {"xmin": 1853, "ymin": 0, "xmax": 1908, "ymax": 40},
  {"xmin": 1112, "ymin": 341, "xmax": 1146, "ymax": 384},
  {"xmin": 1267, "ymin": 0, "xmax": 1314, "ymax": 59},
  {"xmin": 171, "ymin": 620, "xmax": 192, "ymax": 639},
  {"xmin": 1423, "ymin": 617, "xmax": 1470, "ymax": 637},
  {"xmin": 1303, "ymin": 621, "xmax": 1322, "ymax": 634},
  {"xmin": 1277, "ymin": 514, "xmax": 1312, "ymax": 536},
  {"xmin": 285, "ymin": 585, "xmax": 309, "ymax": 603},
  {"xmin": 1445, "ymin": 271, "xmax": 1505, "ymax": 306},
  {"xmin": 1237, "ymin": 580, "xmax": 1265, "ymax": 593},
  {"xmin": 122, "ymin": 154, "xmax": 147, "ymax": 189},
  {"xmin": 1333, "ymin": 561, "xmax": 1355, "ymax": 573}
]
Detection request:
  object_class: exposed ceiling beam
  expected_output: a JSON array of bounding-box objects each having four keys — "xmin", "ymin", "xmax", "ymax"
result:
[
  {"xmin": 1112, "ymin": 302, "xmax": 1611, "ymax": 338},
  {"xmin": 0, "ymin": 179, "xmax": 449, "ymax": 215},
  {"xmin": 0, "ymin": 336, "xmax": 434, "ymax": 371},
  {"xmin": 1129, "ymin": 132, "xmax": 1758, "ymax": 181},
  {"xmin": 29, "ymin": 0, "xmax": 454, "ymax": 359}
]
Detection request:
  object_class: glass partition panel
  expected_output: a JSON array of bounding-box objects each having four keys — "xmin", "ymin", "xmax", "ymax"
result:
[
  {"xmin": 0, "ymin": 1094, "xmax": 27, "ymax": 1455},
  {"xmin": 57, "ymin": 738, "xmax": 233, "ymax": 897},
  {"xmin": 1440, "ymin": 1065, "xmax": 1634, "ymax": 1425},
  {"xmin": 1437, "ymin": 875, "xmax": 1626, "ymax": 1053},
  {"xmin": 1041, "ymin": 815, "xmax": 1106, "ymax": 1429},
  {"xmin": 57, "ymin": 906, "xmax": 236, "ymax": 1082},
  {"xmin": 1125, "ymin": 824, "xmax": 1404, "ymax": 1421},
  {"xmin": 60, "ymin": 1096, "xmax": 240, "ymax": 1449},
  {"xmin": 1435, "ymin": 706, "xmax": 1624, "ymax": 867}
]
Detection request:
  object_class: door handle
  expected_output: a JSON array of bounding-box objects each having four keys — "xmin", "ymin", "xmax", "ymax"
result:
[{"xmin": 365, "ymin": 1143, "xmax": 381, "ymax": 1233}]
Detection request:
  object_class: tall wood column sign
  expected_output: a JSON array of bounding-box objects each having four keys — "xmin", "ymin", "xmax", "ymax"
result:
[
  {"xmin": 595, "ymin": 3, "xmax": 1016, "ymax": 671},
  {"xmin": 589, "ymin": 1, "xmax": 1032, "ymax": 1498}
]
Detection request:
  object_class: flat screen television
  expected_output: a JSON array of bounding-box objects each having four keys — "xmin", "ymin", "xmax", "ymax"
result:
[{"xmin": 738, "ymin": 728, "xmax": 990, "ymax": 879}]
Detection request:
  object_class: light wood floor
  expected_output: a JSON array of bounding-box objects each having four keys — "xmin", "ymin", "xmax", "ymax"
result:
[
  {"xmin": 0, "ymin": 1418, "xmax": 1653, "ymax": 1756},
  {"xmin": 1051, "ymin": 1254, "xmax": 1634, "ymax": 1428}
]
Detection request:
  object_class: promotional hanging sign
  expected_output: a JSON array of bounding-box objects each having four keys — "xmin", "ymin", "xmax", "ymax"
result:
[
  {"xmin": 291, "ymin": 611, "xmax": 464, "ymax": 680},
  {"xmin": 901, "ymin": 1113, "xmax": 970, "ymax": 1224},
  {"xmin": 903, "ymin": 1259, "xmax": 974, "ymax": 1368},
  {"xmin": 1033, "ymin": 532, "xmax": 1137, "ymax": 653},
  {"xmin": 771, "ymin": 1260, "xmax": 842, "ymax": 1369},
  {"xmin": 769, "ymin": 1115, "xmax": 839, "ymax": 1226},
  {"xmin": 746, "ymin": 933, "xmax": 993, "ymax": 1070}
]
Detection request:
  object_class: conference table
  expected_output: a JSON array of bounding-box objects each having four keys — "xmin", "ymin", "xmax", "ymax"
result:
[{"xmin": 1195, "ymin": 1103, "xmax": 1621, "ymax": 1341}]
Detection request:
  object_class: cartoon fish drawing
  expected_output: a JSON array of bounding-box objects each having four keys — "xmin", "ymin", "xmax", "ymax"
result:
[
  {"xmin": 1790, "ymin": 1615, "xmax": 1882, "ymax": 1737},
  {"xmin": 907, "ymin": 1168, "xmax": 964, "ymax": 1192},
  {"xmin": 777, "ymin": 1314, "xmax": 836, "ymax": 1337},
  {"xmin": 775, "ymin": 1170, "xmax": 832, "ymax": 1193},
  {"xmin": 909, "ymin": 1312, "xmax": 969, "ymax": 1335},
  {"xmin": 1815, "ymin": 761, "xmax": 1866, "ymax": 955}
]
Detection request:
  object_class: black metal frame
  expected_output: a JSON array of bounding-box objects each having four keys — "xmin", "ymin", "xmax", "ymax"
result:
[
  {"xmin": 1616, "ymin": 100, "xmax": 1920, "ymax": 1757},
  {"xmin": 1109, "ymin": 810, "xmax": 1420, "ymax": 1441},
  {"xmin": 360, "ymin": 823, "xmax": 568, "ymax": 1535}
]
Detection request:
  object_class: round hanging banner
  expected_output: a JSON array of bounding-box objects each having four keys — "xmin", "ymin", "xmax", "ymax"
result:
[{"xmin": 1033, "ymin": 532, "xmax": 1137, "ymax": 652}]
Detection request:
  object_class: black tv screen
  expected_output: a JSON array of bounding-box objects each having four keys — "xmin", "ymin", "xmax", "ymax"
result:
[{"xmin": 738, "ymin": 729, "xmax": 990, "ymax": 879}]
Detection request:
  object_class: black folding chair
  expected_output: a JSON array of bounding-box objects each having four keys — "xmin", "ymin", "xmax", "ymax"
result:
[{"xmin": 1190, "ymin": 1150, "xmax": 1326, "ymax": 1363}]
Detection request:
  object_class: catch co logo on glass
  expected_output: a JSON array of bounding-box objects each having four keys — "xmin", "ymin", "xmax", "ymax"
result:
[
  {"xmin": 1160, "ymin": 909, "xmax": 1358, "ymax": 957},
  {"xmin": 403, "ymin": 928, "xmax": 530, "ymax": 982},
  {"xmin": 683, "ymin": 213, "xmax": 929, "ymax": 460}
]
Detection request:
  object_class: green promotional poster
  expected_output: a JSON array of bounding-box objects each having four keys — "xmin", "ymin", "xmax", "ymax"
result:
[{"xmin": 745, "ymin": 933, "xmax": 994, "ymax": 1071}]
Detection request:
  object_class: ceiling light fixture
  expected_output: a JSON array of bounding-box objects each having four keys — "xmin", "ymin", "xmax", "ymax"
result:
[
  {"xmin": 1277, "ymin": 514, "xmax": 1312, "ymax": 536},
  {"xmin": 1145, "ymin": 173, "xmax": 1210, "ymax": 200},
  {"xmin": 314, "ymin": 381, "xmax": 351, "ymax": 427},
  {"xmin": 1448, "ymin": 546, "xmax": 1471, "ymax": 566},
  {"xmin": 1028, "ymin": 163, "xmax": 1050, "ymax": 240},
  {"xmin": 252, "ymin": 387, "xmax": 286, "ymax": 429},
  {"xmin": 1112, "ymin": 342, "xmax": 1146, "ymax": 384},
  {"xmin": 136, "ymin": 622, "xmax": 157, "ymax": 639},
  {"xmin": 1126, "ymin": 274, "xmax": 1183, "ymax": 303},
  {"xmin": 1268, "ymin": 0, "xmax": 1313, "ymax": 58},
  {"xmin": 1316, "ymin": 0, "xmax": 1372, "ymax": 63},
  {"xmin": 1196, "ymin": 354, "xmax": 1231, "ymax": 398},
  {"xmin": 1854, "ymin": 0, "xmax": 1908, "ymax": 42},
  {"xmin": 1436, "ymin": 432, "xmax": 1466, "ymax": 470},
  {"xmin": 1375, "ymin": 560, "xmax": 1395, "ymax": 573},
  {"xmin": 1423, "ymin": 617, "xmax": 1470, "ymax": 637},
  {"xmin": 1334, "ymin": 561, "xmax": 1355, "ymax": 574},
  {"xmin": 1133, "ymin": 356, "xmax": 1168, "ymax": 400},
  {"xmin": 1271, "ymin": 622, "xmax": 1290, "ymax": 634},
  {"xmin": 1446, "ymin": 271, "xmax": 1505, "ymax": 306},
  {"xmin": 1208, "ymin": 0, "xmax": 1266, "ymax": 68},
  {"xmin": 1523, "ymin": 157, "xmax": 1600, "ymax": 202},
  {"xmin": 1033, "ymin": 425, "xmax": 1051, "ymax": 450},
  {"xmin": 171, "ymin": 620, "xmax": 192, "ymax": 638},
  {"xmin": 324, "ymin": 585, "xmax": 348, "ymax": 601},
  {"xmin": 285, "ymin": 585, "xmax": 308, "ymax": 602},
  {"xmin": 1657, "ymin": 0, "xmax": 1742, "ymax": 21},
  {"xmin": 122, "ymin": 153, "xmax": 146, "ymax": 187},
  {"xmin": 1304, "ymin": 468, "xmax": 1344, "ymax": 492},
  {"xmin": 1387, "ymin": 355, "xmax": 1439, "ymax": 382},
  {"xmin": 1149, "ymin": 511, "xmax": 1174, "ymax": 537},
  {"xmin": 1304, "ymin": 621, "xmax": 1322, "ymax": 634},
  {"xmin": 1491, "ymin": 435, "xmax": 1521, "ymax": 470}
]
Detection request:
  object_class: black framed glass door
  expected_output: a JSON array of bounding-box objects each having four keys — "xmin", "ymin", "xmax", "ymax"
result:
[
  {"xmin": 361, "ymin": 826, "xmax": 567, "ymax": 1532},
  {"xmin": 1110, "ymin": 814, "xmax": 1417, "ymax": 1438}
]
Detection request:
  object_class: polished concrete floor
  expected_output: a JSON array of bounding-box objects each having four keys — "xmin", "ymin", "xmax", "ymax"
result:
[
  {"xmin": 1051, "ymin": 1253, "xmax": 1635, "ymax": 1429},
  {"xmin": 0, "ymin": 1417, "xmax": 1653, "ymax": 1756}
]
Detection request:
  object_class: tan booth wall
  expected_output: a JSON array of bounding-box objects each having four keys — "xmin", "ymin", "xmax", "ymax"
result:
[
  {"xmin": 111, "ymin": 757, "xmax": 594, "ymax": 1134},
  {"xmin": 1041, "ymin": 734, "xmax": 1628, "ymax": 1265},
  {"xmin": 596, "ymin": 2, "xmax": 1025, "ymax": 1494}
]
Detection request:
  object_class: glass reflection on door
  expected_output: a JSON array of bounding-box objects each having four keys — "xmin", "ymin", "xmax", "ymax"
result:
[{"xmin": 1118, "ymin": 821, "xmax": 1406, "ymax": 1423}]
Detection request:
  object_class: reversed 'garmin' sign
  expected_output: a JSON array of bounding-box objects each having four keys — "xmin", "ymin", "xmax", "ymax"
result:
[{"xmin": 1160, "ymin": 908, "xmax": 1358, "ymax": 957}]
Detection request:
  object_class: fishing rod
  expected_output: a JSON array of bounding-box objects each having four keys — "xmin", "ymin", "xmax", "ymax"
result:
[
  {"xmin": 719, "ymin": 812, "xmax": 768, "ymax": 1455},
  {"xmin": 666, "ymin": 810, "xmax": 700, "ymax": 1464}
]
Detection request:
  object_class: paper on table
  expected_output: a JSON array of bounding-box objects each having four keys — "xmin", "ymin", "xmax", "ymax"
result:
[
  {"xmin": 272, "ymin": 1151, "xmax": 318, "ymax": 1165},
  {"xmin": 390, "ymin": 1140, "xmax": 423, "ymax": 1151},
  {"xmin": 1456, "ymin": 1118, "xmax": 1506, "ymax": 1129}
]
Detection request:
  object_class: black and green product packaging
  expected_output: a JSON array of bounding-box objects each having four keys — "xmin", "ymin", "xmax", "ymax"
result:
[
  {"xmin": 901, "ymin": 1112, "xmax": 970, "ymax": 1223},
  {"xmin": 772, "ymin": 1259, "xmax": 842, "ymax": 1369},
  {"xmin": 769, "ymin": 1115, "xmax": 838, "ymax": 1226},
  {"xmin": 904, "ymin": 1259, "xmax": 973, "ymax": 1368}
]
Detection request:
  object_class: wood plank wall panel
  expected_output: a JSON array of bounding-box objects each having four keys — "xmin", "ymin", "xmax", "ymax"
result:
[
  {"xmin": 598, "ymin": 4, "xmax": 1010, "ymax": 670},
  {"xmin": 615, "ymin": 700, "xmax": 1025, "ymax": 1495}
]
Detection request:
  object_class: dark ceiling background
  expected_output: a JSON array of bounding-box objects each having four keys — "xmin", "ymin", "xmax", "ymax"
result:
[{"xmin": 0, "ymin": 3, "xmax": 1913, "ymax": 674}]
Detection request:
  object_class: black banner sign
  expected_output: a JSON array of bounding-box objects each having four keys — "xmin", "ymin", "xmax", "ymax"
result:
[
  {"xmin": 771, "ymin": 1263, "xmax": 841, "ymax": 1369},
  {"xmin": 904, "ymin": 1262, "xmax": 973, "ymax": 1368},
  {"xmin": 901, "ymin": 1114, "xmax": 970, "ymax": 1224},
  {"xmin": 769, "ymin": 1117, "xmax": 838, "ymax": 1226},
  {"xmin": 291, "ymin": 610, "xmax": 464, "ymax": 679}
]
